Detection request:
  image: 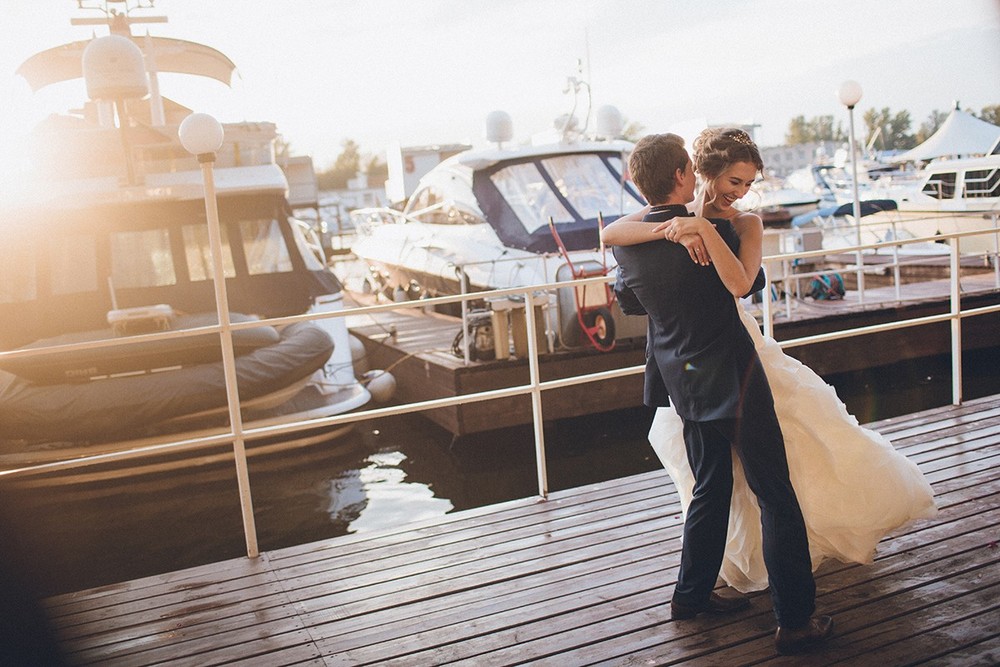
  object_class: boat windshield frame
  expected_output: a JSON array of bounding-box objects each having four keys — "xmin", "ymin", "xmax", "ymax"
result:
[{"xmin": 472, "ymin": 150, "xmax": 645, "ymax": 253}]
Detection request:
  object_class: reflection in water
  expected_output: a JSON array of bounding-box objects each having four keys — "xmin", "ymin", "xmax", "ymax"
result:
[{"xmin": 337, "ymin": 451, "xmax": 454, "ymax": 533}]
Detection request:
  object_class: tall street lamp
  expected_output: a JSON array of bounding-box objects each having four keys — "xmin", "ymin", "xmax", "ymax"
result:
[
  {"xmin": 838, "ymin": 80, "xmax": 865, "ymax": 302},
  {"xmin": 179, "ymin": 112, "xmax": 259, "ymax": 558}
]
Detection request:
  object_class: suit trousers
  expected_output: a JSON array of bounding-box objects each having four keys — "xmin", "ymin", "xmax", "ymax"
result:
[{"xmin": 673, "ymin": 403, "xmax": 816, "ymax": 628}]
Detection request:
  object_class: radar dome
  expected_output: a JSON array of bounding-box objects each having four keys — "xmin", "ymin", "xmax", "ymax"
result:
[
  {"xmin": 486, "ymin": 110, "xmax": 513, "ymax": 145},
  {"xmin": 82, "ymin": 35, "xmax": 148, "ymax": 100},
  {"xmin": 595, "ymin": 105, "xmax": 624, "ymax": 139}
]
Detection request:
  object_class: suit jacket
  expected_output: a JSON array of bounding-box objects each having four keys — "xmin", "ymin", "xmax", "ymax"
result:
[{"xmin": 612, "ymin": 205, "xmax": 767, "ymax": 421}]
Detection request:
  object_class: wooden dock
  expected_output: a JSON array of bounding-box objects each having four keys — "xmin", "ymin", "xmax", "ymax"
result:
[
  {"xmin": 346, "ymin": 304, "xmax": 646, "ymax": 436},
  {"xmin": 346, "ymin": 272, "xmax": 1000, "ymax": 436},
  {"xmin": 42, "ymin": 394, "xmax": 1000, "ymax": 665}
]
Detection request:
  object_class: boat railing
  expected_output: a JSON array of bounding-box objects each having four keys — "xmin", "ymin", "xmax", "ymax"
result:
[
  {"xmin": 349, "ymin": 199, "xmax": 484, "ymax": 229},
  {"xmin": 2, "ymin": 224, "xmax": 999, "ymax": 562}
]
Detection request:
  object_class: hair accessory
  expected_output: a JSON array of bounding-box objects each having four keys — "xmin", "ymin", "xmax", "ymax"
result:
[{"xmin": 729, "ymin": 130, "xmax": 755, "ymax": 148}]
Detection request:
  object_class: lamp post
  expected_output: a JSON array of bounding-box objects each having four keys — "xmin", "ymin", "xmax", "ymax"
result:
[
  {"xmin": 179, "ymin": 112, "xmax": 259, "ymax": 558},
  {"xmin": 838, "ymin": 80, "xmax": 864, "ymax": 302}
]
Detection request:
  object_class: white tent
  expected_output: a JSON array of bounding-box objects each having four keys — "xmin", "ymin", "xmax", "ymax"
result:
[{"xmin": 891, "ymin": 105, "xmax": 1000, "ymax": 163}]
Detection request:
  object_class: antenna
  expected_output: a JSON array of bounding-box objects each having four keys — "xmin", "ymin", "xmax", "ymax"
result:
[
  {"xmin": 559, "ymin": 59, "xmax": 591, "ymax": 142},
  {"xmin": 72, "ymin": 1, "xmax": 167, "ymax": 35}
]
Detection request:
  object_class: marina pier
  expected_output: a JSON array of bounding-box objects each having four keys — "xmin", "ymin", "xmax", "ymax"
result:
[{"xmin": 39, "ymin": 394, "xmax": 1000, "ymax": 665}]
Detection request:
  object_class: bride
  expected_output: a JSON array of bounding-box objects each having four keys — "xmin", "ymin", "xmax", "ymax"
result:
[{"xmin": 602, "ymin": 127, "xmax": 937, "ymax": 592}]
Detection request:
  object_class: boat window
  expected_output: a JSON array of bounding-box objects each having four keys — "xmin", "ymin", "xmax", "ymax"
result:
[
  {"xmin": 408, "ymin": 186, "xmax": 478, "ymax": 225},
  {"xmin": 289, "ymin": 219, "xmax": 326, "ymax": 271},
  {"xmin": 183, "ymin": 224, "xmax": 237, "ymax": 281},
  {"xmin": 0, "ymin": 239, "xmax": 36, "ymax": 303},
  {"xmin": 964, "ymin": 168, "xmax": 999, "ymax": 198},
  {"xmin": 241, "ymin": 218, "xmax": 294, "ymax": 274},
  {"xmin": 409, "ymin": 186, "xmax": 441, "ymax": 215},
  {"xmin": 111, "ymin": 228, "xmax": 177, "ymax": 288},
  {"xmin": 50, "ymin": 234, "xmax": 98, "ymax": 295},
  {"xmin": 541, "ymin": 154, "xmax": 643, "ymax": 219},
  {"xmin": 922, "ymin": 172, "xmax": 956, "ymax": 199},
  {"xmin": 491, "ymin": 162, "xmax": 574, "ymax": 232}
]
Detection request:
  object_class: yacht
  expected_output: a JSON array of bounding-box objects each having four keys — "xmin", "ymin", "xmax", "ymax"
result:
[
  {"xmin": 349, "ymin": 108, "xmax": 649, "ymax": 351},
  {"xmin": 0, "ymin": 1, "xmax": 371, "ymax": 468},
  {"xmin": 788, "ymin": 109, "xmax": 1000, "ymax": 254},
  {"xmin": 862, "ymin": 134, "xmax": 1000, "ymax": 253}
]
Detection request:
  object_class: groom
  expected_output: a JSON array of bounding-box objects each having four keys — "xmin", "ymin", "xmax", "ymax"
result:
[{"xmin": 611, "ymin": 133, "xmax": 832, "ymax": 655}]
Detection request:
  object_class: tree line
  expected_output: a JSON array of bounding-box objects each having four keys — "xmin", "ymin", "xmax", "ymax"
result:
[
  {"xmin": 785, "ymin": 104, "xmax": 1000, "ymax": 151},
  {"xmin": 312, "ymin": 103, "xmax": 1000, "ymax": 187},
  {"xmin": 315, "ymin": 139, "xmax": 388, "ymax": 191}
]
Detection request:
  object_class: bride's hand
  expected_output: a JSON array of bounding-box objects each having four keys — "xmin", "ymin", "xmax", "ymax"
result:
[
  {"xmin": 677, "ymin": 235, "xmax": 710, "ymax": 266},
  {"xmin": 652, "ymin": 216, "xmax": 707, "ymax": 240},
  {"xmin": 653, "ymin": 218, "xmax": 711, "ymax": 265}
]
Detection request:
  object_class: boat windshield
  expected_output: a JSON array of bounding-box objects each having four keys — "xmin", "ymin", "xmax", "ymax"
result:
[
  {"xmin": 477, "ymin": 151, "xmax": 644, "ymax": 253},
  {"xmin": 543, "ymin": 154, "xmax": 640, "ymax": 221},
  {"xmin": 1, "ymin": 195, "xmax": 342, "ymax": 349},
  {"xmin": 490, "ymin": 153, "xmax": 642, "ymax": 233}
]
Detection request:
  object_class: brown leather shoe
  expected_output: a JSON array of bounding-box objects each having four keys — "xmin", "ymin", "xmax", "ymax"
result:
[
  {"xmin": 775, "ymin": 615, "xmax": 834, "ymax": 655},
  {"xmin": 670, "ymin": 591, "xmax": 751, "ymax": 620}
]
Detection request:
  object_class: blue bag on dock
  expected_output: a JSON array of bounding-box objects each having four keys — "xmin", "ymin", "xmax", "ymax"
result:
[{"xmin": 808, "ymin": 273, "xmax": 846, "ymax": 300}]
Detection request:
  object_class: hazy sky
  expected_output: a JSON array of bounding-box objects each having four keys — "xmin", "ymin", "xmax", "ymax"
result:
[{"xmin": 1, "ymin": 0, "xmax": 998, "ymax": 171}]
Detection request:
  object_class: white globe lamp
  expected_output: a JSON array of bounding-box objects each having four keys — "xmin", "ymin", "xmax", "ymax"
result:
[
  {"xmin": 179, "ymin": 113, "xmax": 225, "ymax": 158},
  {"xmin": 837, "ymin": 80, "xmax": 863, "ymax": 109}
]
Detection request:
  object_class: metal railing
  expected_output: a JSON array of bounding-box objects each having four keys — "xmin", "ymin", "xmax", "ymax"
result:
[{"xmin": 1, "ymin": 226, "xmax": 999, "ymax": 560}]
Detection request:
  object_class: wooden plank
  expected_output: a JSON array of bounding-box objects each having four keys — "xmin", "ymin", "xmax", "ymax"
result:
[
  {"xmin": 316, "ymin": 545, "xmax": 676, "ymax": 663},
  {"xmin": 69, "ymin": 618, "xmax": 316, "ymax": 667},
  {"xmin": 542, "ymin": 505, "xmax": 999, "ymax": 666}
]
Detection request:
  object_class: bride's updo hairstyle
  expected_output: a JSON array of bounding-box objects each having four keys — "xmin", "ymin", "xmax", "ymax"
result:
[{"xmin": 692, "ymin": 128, "xmax": 764, "ymax": 180}]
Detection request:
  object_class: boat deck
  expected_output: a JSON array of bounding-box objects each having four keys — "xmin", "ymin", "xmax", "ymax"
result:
[{"xmin": 44, "ymin": 394, "xmax": 1000, "ymax": 665}]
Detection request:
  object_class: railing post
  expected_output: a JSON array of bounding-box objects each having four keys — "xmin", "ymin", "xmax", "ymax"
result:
[
  {"xmin": 458, "ymin": 266, "xmax": 471, "ymax": 366},
  {"xmin": 523, "ymin": 288, "xmax": 549, "ymax": 499},
  {"xmin": 782, "ymin": 258, "xmax": 792, "ymax": 320},
  {"xmin": 892, "ymin": 242, "xmax": 902, "ymax": 302},
  {"xmin": 762, "ymin": 262, "xmax": 775, "ymax": 340},
  {"xmin": 950, "ymin": 238, "xmax": 962, "ymax": 406},
  {"xmin": 992, "ymin": 214, "xmax": 1000, "ymax": 290},
  {"xmin": 855, "ymin": 249, "xmax": 866, "ymax": 306}
]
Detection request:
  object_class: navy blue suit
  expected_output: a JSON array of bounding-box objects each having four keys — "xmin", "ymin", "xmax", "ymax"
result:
[{"xmin": 613, "ymin": 204, "xmax": 815, "ymax": 627}]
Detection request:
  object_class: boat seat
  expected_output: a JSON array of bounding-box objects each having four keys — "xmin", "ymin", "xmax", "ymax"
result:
[{"xmin": 0, "ymin": 313, "xmax": 279, "ymax": 385}]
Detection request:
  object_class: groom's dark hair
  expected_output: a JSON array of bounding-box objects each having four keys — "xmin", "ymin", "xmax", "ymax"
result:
[{"xmin": 629, "ymin": 133, "xmax": 688, "ymax": 205}]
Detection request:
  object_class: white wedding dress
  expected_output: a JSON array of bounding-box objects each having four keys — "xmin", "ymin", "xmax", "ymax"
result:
[{"xmin": 649, "ymin": 300, "xmax": 938, "ymax": 593}]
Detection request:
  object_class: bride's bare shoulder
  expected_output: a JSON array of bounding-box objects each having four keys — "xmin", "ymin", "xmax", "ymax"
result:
[{"xmin": 732, "ymin": 211, "xmax": 763, "ymax": 236}]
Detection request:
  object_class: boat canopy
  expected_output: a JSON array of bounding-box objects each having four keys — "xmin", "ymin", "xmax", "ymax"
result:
[
  {"xmin": 791, "ymin": 199, "xmax": 898, "ymax": 227},
  {"xmin": 892, "ymin": 107, "xmax": 1000, "ymax": 163},
  {"xmin": 471, "ymin": 150, "xmax": 645, "ymax": 253}
]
